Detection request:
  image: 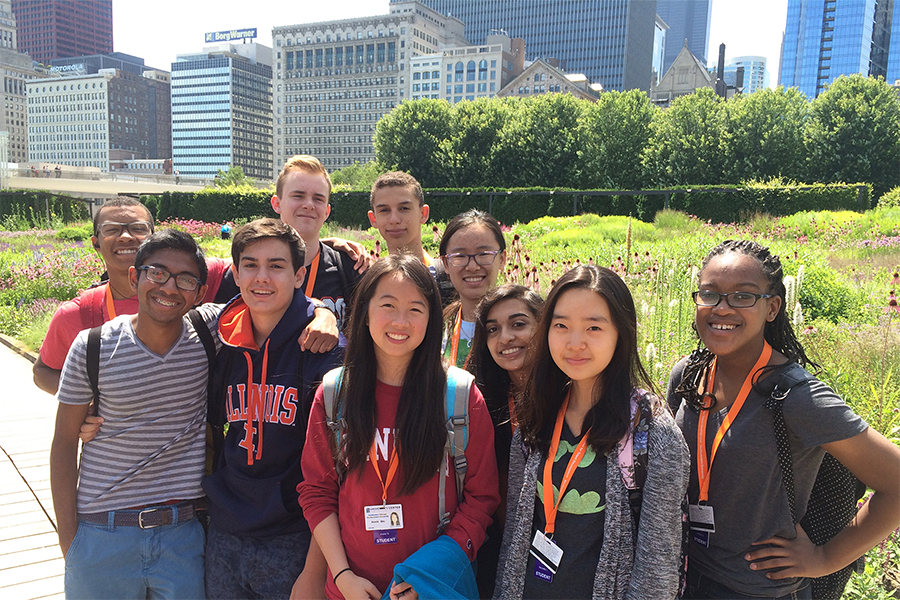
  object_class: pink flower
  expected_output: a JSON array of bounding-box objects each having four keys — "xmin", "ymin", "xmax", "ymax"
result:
[{"xmin": 886, "ymin": 290, "xmax": 900, "ymax": 314}]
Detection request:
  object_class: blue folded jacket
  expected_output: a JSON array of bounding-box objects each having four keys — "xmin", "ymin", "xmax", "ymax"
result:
[{"xmin": 381, "ymin": 535, "xmax": 478, "ymax": 600}]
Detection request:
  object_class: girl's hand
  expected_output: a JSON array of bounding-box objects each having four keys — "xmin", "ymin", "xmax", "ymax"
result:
[
  {"xmin": 745, "ymin": 524, "xmax": 833, "ymax": 579},
  {"xmin": 335, "ymin": 571, "xmax": 381, "ymax": 600},
  {"xmin": 389, "ymin": 581, "xmax": 419, "ymax": 600}
]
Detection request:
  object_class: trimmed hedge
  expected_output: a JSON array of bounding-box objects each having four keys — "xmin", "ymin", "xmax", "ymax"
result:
[
  {"xmin": 134, "ymin": 182, "xmax": 871, "ymax": 227},
  {"xmin": 0, "ymin": 190, "xmax": 90, "ymax": 227}
]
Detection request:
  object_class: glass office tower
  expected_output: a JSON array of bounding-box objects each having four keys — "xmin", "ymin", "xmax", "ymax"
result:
[
  {"xmin": 171, "ymin": 43, "xmax": 273, "ymax": 179},
  {"xmin": 655, "ymin": 0, "xmax": 711, "ymax": 76},
  {"xmin": 780, "ymin": 0, "xmax": 900, "ymax": 98},
  {"xmin": 405, "ymin": 0, "xmax": 659, "ymax": 91}
]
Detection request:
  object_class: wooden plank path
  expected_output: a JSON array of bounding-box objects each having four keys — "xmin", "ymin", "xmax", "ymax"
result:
[{"xmin": 0, "ymin": 339, "xmax": 64, "ymax": 599}]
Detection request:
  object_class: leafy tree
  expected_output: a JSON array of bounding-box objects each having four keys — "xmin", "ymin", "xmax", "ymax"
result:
[
  {"xmin": 373, "ymin": 99, "xmax": 452, "ymax": 186},
  {"xmin": 330, "ymin": 161, "xmax": 385, "ymax": 189},
  {"xmin": 641, "ymin": 87, "xmax": 729, "ymax": 187},
  {"xmin": 805, "ymin": 74, "xmax": 900, "ymax": 196},
  {"xmin": 490, "ymin": 94, "xmax": 587, "ymax": 187},
  {"xmin": 435, "ymin": 98, "xmax": 514, "ymax": 187},
  {"xmin": 577, "ymin": 90, "xmax": 656, "ymax": 189},
  {"xmin": 725, "ymin": 86, "xmax": 810, "ymax": 183},
  {"xmin": 211, "ymin": 166, "xmax": 257, "ymax": 190}
]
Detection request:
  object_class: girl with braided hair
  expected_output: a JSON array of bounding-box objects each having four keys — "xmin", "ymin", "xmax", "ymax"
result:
[{"xmin": 667, "ymin": 239, "xmax": 900, "ymax": 599}]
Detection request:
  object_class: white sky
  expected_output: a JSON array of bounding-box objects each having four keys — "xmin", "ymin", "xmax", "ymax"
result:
[{"xmin": 112, "ymin": 0, "xmax": 788, "ymax": 87}]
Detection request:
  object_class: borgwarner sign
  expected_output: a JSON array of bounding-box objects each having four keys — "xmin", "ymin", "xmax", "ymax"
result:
[{"xmin": 205, "ymin": 28, "xmax": 257, "ymax": 43}]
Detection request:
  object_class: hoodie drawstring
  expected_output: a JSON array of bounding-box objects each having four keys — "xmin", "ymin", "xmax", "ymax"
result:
[{"xmin": 242, "ymin": 340, "xmax": 270, "ymax": 465}]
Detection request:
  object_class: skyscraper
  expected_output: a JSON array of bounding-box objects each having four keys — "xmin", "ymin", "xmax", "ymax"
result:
[
  {"xmin": 0, "ymin": 0, "xmax": 41, "ymax": 163},
  {"xmin": 405, "ymin": 0, "xmax": 659, "ymax": 91},
  {"xmin": 11, "ymin": 0, "xmax": 113, "ymax": 64},
  {"xmin": 171, "ymin": 40, "xmax": 273, "ymax": 179},
  {"xmin": 724, "ymin": 56, "xmax": 770, "ymax": 94},
  {"xmin": 655, "ymin": 0, "xmax": 711, "ymax": 75},
  {"xmin": 780, "ymin": 0, "xmax": 900, "ymax": 99}
]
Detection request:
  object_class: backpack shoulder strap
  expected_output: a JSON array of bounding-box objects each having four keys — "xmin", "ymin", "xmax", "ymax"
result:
[
  {"xmin": 765, "ymin": 363, "xmax": 812, "ymax": 523},
  {"xmin": 617, "ymin": 389, "xmax": 653, "ymax": 527},
  {"xmin": 188, "ymin": 308, "xmax": 217, "ymax": 369},
  {"xmin": 322, "ymin": 367, "xmax": 347, "ymax": 482},
  {"xmin": 86, "ymin": 325, "xmax": 102, "ymax": 417},
  {"xmin": 437, "ymin": 366, "xmax": 473, "ymax": 534},
  {"xmin": 80, "ymin": 284, "xmax": 108, "ymax": 330}
]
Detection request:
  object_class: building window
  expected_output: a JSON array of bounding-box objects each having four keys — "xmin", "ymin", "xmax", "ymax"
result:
[
  {"xmin": 455, "ymin": 62, "xmax": 464, "ymax": 82},
  {"xmin": 478, "ymin": 60, "xmax": 487, "ymax": 80},
  {"xmin": 467, "ymin": 60, "xmax": 476, "ymax": 81}
]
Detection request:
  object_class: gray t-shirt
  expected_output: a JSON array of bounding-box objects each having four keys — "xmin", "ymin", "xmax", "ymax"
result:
[
  {"xmin": 57, "ymin": 304, "xmax": 221, "ymax": 513},
  {"xmin": 667, "ymin": 357, "xmax": 867, "ymax": 597}
]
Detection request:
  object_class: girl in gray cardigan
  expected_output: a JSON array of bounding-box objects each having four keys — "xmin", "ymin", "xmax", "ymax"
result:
[{"xmin": 495, "ymin": 266, "xmax": 690, "ymax": 600}]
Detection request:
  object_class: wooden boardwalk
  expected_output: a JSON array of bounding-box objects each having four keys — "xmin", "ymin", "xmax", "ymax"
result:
[{"xmin": 0, "ymin": 339, "xmax": 64, "ymax": 599}]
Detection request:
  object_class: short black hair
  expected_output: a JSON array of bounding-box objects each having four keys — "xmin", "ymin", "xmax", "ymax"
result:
[
  {"xmin": 134, "ymin": 229, "xmax": 208, "ymax": 284},
  {"xmin": 93, "ymin": 197, "xmax": 154, "ymax": 236}
]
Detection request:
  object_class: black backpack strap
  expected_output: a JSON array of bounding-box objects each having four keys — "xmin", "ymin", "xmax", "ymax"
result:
[
  {"xmin": 188, "ymin": 308, "xmax": 217, "ymax": 370},
  {"xmin": 86, "ymin": 325, "xmax": 102, "ymax": 417}
]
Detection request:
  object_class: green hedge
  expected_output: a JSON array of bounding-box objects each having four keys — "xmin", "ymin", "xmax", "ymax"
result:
[
  {"xmin": 136, "ymin": 182, "xmax": 870, "ymax": 227},
  {"xmin": 0, "ymin": 191, "xmax": 90, "ymax": 227}
]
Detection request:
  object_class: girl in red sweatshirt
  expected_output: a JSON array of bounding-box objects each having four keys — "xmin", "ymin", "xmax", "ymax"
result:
[{"xmin": 299, "ymin": 254, "xmax": 500, "ymax": 600}]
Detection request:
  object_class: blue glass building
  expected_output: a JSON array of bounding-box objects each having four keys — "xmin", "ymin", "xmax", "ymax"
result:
[
  {"xmin": 170, "ymin": 43, "xmax": 272, "ymax": 179},
  {"xmin": 779, "ymin": 0, "xmax": 900, "ymax": 99},
  {"xmin": 402, "ymin": 0, "xmax": 659, "ymax": 91},
  {"xmin": 656, "ymin": 0, "xmax": 711, "ymax": 76}
]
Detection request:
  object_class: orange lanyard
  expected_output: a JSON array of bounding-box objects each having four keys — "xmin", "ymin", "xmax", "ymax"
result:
[
  {"xmin": 104, "ymin": 283, "xmax": 117, "ymax": 320},
  {"xmin": 542, "ymin": 392, "xmax": 591, "ymax": 536},
  {"xmin": 507, "ymin": 391, "xmax": 519, "ymax": 430},
  {"xmin": 368, "ymin": 444, "xmax": 399, "ymax": 505},
  {"xmin": 696, "ymin": 342, "xmax": 772, "ymax": 503},
  {"xmin": 448, "ymin": 309, "xmax": 471, "ymax": 368},
  {"xmin": 304, "ymin": 251, "xmax": 320, "ymax": 298}
]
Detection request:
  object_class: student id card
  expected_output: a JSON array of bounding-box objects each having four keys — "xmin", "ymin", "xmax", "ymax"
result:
[
  {"xmin": 364, "ymin": 504, "xmax": 404, "ymax": 531},
  {"xmin": 530, "ymin": 530, "xmax": 563, "ymax": 574}
]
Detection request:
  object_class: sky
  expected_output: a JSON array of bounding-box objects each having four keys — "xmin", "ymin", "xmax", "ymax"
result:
[{"xmin": 113, "ymin": 0, "xmax": 790, "ymax": 87}]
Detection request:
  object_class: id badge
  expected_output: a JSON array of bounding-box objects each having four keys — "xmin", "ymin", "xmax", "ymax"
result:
[
  {"xmin": 688, "ymin": 504, "xmax": 715, "ymax": 533},
  {"xmin": 364, "ymin": 504, "xmax": 404, "ymax": 531},
  {"xmin": 530, "ymin": 530, "xmax": 563, "ymax": 574}
]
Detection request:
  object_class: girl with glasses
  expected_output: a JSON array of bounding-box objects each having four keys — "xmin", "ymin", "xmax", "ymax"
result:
[
  {"xmin": 668, "ymin": 239, "xmax": 900, "ymax": 599},
  {"xmin": 439, "ymin": 210, "xmax": 507, "ymax": 368}
]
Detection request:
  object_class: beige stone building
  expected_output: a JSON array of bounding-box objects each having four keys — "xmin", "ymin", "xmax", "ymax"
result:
[
  {"xmin": 650, "ymin": 40, "xmax": 713, "ymax": 106},
  {"xmin": 497, "ymin": 58, "xmax": 602, "ymax": 102}
]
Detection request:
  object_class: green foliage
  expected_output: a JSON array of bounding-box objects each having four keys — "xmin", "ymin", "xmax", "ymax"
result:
[
  {"xmin": 876, "ymin": 186, "xmax": 900, "ymax": 209},
  {"xmin": 330, "ymin": 161, "xmax": 386, "ymax": 189},
  {"xmin": 577, "ymin": 90, "xmax": 655, "ymax": 189},
  {"xmin": 541, "ymin": 215, "xmax": 654, "ymax": 247},
  {"xmin": 145, "ymin": 190, "xmax": 277, "ymax": 223},
  {"xmin": 796, "ymin": 262, "xmax": 867, "ymax": 323},
  {"xmin": 641, "ymin": 88, "xmax": 729, "ymax": 186},
  {"xmin": 0, "ymin": 191, "xmax": 89, "ymax": 229},
  {"xmin": 653, "ymin": 209, "xmax": 703, "ymax": 238},
  {"xmin": 211, "ymin": 165, "xmax": 258, "ymax": 190},
  {"xmin": 56, "ymin": 223, "xmax": 93, "ymax": 241},
  {"xmin": 805, "ymin": 75, "xmax": 900, "ymax": 197},
  {"xmin": 374, "ymin": 99, "xmax": 453, "ymax": 185},
  {"xmin": 725, "ymin": 86, "xmax": 810, "ymax": 182},
  {"xmin": 436, "ymin": 98, "xmax": 515, "ymax": 187}
]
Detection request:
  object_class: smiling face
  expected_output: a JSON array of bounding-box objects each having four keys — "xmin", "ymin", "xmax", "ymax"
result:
[
  {"xmin": 368, "ymin": 273, "xmax": 430, "ymax": 378},
  {"xmin": 548, "ymin": 287, "xmax": 619, "ymax": 391},
  {"xmin": 368, "ymin": 184, "xmax": 429, "ymax": 253},
  {"xmin": 92, "ymin": 205, "xmax": 153, "ymax": 275},
  {"xmin": 130, "ymin": 248, "xmax": 206, "ymax": 326},
  {"xmin": 270, "ymin": 169, "xmax": 331, "ymax": 242},
  {"xmin": 486, "ymin": 298, "xmax": 538, "ymax": 375},
  {"xmin": 442, "ymin": 223, "xmax": 506, "ymax": 309},
  {"xmin": 234, "ymin": 238, "xmax": 305, "ymax": 323},
  {"xmin": 695, "ymin": 252, "xmax": 782, "ymax": 361}
]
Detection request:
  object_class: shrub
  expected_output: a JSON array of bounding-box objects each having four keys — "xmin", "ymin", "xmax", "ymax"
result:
[
  {"xmin": 877, "ymin": 186, "xmax": 900, "ymax": 209},
  {"xmin": 56, "ymin": 223, "xmax": 93, "ymax": 241}
]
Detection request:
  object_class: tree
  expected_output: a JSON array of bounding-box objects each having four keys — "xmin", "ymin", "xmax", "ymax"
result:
[
  {"xmin": 641, "ymin": 87, "xmax": 729, "ymax": 187},
  {"xmin": 725, "ymin": 86, "xmax": 810, "ymax": 183},
  {"xmin": 330, "ymin": 161, "xmax": 385, "ymax": 189},
  {"xmin": 373, "ymin": 99, "xmax": 452, "ymax": 186},
  {"xmin": 577, "ymin": 90, "xmax": 656, "ymax": 189},
  {"xmin": 212, "ymin": 165, "xmax": 256, "ymax": 189},
  {"xmin": 435, "ymin": 98, "xmax": 514, "ymax": 187},
  {"xmin": 805, "ymin": 74, "xmax": 900, "ymax": 196}
]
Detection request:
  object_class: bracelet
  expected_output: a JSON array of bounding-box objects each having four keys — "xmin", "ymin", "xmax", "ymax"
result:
[{"xmin": 333, "ymin": 567, "xmax": 353, "ymax": 584}]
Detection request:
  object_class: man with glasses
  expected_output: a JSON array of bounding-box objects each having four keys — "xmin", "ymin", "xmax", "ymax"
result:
[{"xmin": 50, "ymin": 229, "xmax": 218, "ymax": 598}]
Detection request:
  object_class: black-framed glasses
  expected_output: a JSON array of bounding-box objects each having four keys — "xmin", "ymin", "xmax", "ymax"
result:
[
  {"xmin": 444, "ymin": 250, "xmax": 501, "ymax": 267},
  {"xmin": 692, "ymin": 290, "xmax": 773, "ymax": 308},
  {"xmin": 136, "ymin": 265, "xmax": 202, "ymax": 292},
  {"xmin": 98, "ymin": 221, "xmax": 152, "ymax": 238}
]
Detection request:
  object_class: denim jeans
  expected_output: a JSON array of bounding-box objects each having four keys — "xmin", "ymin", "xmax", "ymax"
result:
[
  {"xmin": 64, "ymin": 512, "xmax": 205, "ymax": 599},
  {"xmin": 686, "ymin": 567, "xmax": 812, "ymax": 600}
]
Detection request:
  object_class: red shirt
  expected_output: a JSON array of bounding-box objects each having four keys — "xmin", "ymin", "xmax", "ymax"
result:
[{"xmin": 299, "ymin": 379, "xmax": 499, "ymax": 599}]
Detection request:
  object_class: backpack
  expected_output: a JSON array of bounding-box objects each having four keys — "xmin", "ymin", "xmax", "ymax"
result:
[
  {"xmin": 86, "ymin": 308, "xmax": 217, "ymax": 417},
  {"xmin": 766, "ymin": 364, "xmax": 867, "ymax": 600},
  {"xmin": 322, "ymin": 365, "xmax": 473, "ymax": 535}
]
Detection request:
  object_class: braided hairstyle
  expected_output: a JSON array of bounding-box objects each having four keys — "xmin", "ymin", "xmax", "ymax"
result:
[{"xmin": 674, "ymin": 239, "xmax": 819, "ymax": 411}]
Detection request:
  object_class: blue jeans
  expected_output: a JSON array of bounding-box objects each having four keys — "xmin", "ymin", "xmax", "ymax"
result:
[
  {"xmin": 205, "ymin": 525, "xmax": 311, "ymax": 599},
  {"xmin": 64, "ymin": 512, "xmax": 205, "ymax": 599},
  {"xmin": 686, "ymin": 568, "xmax": 812, "ymax": 599}
]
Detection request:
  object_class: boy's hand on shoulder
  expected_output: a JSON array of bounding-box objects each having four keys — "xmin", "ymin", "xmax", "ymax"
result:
[
  {"xmin": 300, "ymin": 307, "xmax": 338, "ymax": 353},
  {"xmin": 323, "ymin": 237, "xmax": 373, "ymax": 274}
]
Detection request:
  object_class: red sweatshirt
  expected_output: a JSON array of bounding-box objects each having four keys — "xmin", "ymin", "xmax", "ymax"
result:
[{"xmin": 299, "ymin": 379, "xmax": 500, "ymax": 599}]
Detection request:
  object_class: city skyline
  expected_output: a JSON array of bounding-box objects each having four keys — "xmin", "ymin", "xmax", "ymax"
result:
[{"xmin": 108, "ymin": 0, "xmax": 789, "ymax": 90}]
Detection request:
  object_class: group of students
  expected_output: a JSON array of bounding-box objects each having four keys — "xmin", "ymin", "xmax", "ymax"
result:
[{"xmin": 43, "ymin": 154, "xmax": 899, "ymax": 600}]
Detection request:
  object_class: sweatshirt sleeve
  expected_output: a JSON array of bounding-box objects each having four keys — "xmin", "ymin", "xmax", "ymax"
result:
[
  {"xmin": 444, "ymin": 384, "xmax": 501, "ymax": 561},
  {"xmin": 298, "ymin": 384, "xmax": 340, "ymax": 532},
  {"xmin": 626, "ymin": 410, "xmax": 690, "ymax": 600}
]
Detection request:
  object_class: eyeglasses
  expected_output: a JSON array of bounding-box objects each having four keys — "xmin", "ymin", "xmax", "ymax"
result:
[
  {"xmin": 444, "ymin": 250, "xmax": 501, "ymax": 268},
  {"xmin": 136, "ymin": 265, "xmax": 202, "ymax": 292},
  {"xmin": 692, "ymin": 290, "xmax": 773, "ymax": 308},
  {"xmin": 98, "ymin": 221, "xmax": 152, "ymax": 238}
]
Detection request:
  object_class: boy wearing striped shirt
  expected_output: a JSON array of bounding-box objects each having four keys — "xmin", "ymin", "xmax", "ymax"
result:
[{"xmin": 50, "ymin": 229, "xmax": 217, "ymax": 599}]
